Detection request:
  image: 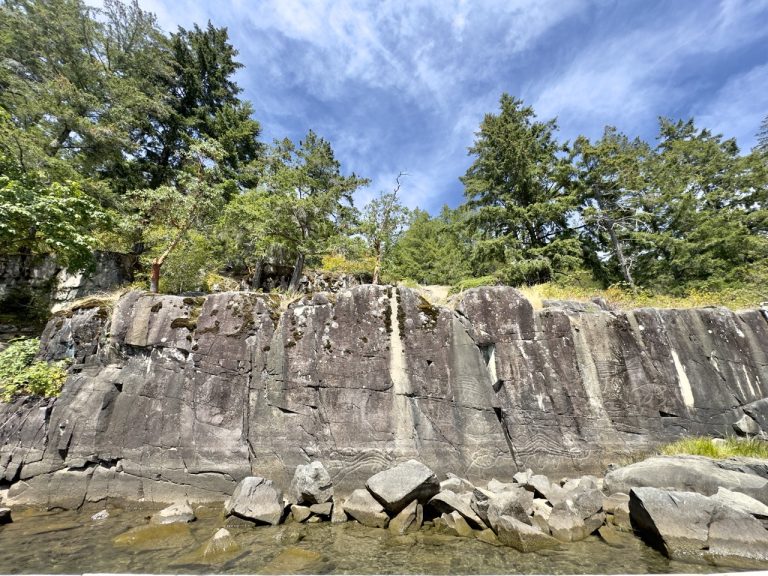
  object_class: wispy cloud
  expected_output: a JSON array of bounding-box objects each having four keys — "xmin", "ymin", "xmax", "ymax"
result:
[{"xmin": 92, "ymin": 0, "xmax": 768, "ymax": 210}]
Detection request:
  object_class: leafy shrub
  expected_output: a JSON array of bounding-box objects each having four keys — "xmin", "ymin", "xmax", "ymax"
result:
[
  {"xmin": 319, "ymin": 253, "xmax": 375, "ymax": 277},
  {"xmin": 0, "ymin": 338, "xmax": 68, "ymax": 402}
]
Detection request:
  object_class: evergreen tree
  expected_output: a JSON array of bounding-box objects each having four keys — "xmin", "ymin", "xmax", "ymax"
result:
[
  {"xmin": 461, "ymin": 94, "xmax": 580, "ymax": 285},
  {"xmin": 572, "ymin": 127, "xmax": 650, "ymax": 288}
]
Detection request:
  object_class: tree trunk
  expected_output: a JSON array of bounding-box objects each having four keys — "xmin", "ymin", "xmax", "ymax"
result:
[
  {"xmin": 251, "ymin": 259, "xmax": 264, "ymax": 290},
  {"xmin": 47, "ymin": 126, "xmax": 70, "ymax": 157},
  {"xmin": 607, "ymin": 221, "xmax": 634, "ymax": 289},
  {"xmin": 372, "ymin": 243, "xmax": 382, "ymax": 285},
  {"xmin": 150, "ymin": 260, "xmax": 161, "ymax": 293},
  {"xmin": 289, "ymin": 253, "xmax": 305, "ymax": 292}
]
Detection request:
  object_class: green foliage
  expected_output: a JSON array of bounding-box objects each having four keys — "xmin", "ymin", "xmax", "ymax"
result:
[
  {"xmin": 449, "ymin": 275, "xmax": 498, "ymax": 294},
  {"xmin": 357, "ymin": 173, "xmax": 410, "ymax": 282},
  {"xmin": 0, "ymin": 338, "xmax": 68, "ymax": 402},
  {"xmin": 386, "ymin": 207, "xmax": 471, "ymax": 285},
  {"xmin": 218, "ymin": 131, "xmax": 368, "ymax": 290},
  {"xmin": 154, "ymin": 231, "xmax": 220, "ymax": 294},
  {"xmin": 0, "ymin": 115, "xmax": 106, "ymax": 270},
  {"xmin": 661, "ymin": 436, "xmax": 768, "ymax": 459},
  {"xmin": 320, "ymin": 253, "xmax": 375, "ymax": 277},
  {"xmin": 461, "ymin": 94, "xmax": 581, "ymax": 285}
]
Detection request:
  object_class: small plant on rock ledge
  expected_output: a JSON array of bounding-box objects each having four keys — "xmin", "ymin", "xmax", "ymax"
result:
[{"xmin": 0, "ymin": 338, "xmax": 69, "ymax": 402}]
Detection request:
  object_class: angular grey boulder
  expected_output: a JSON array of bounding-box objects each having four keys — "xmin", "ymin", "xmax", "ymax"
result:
[
  {"xmin": 440, "ymin": 473, "xmax": 474, "ymax": 493},
  {"xmin": 225, "ymin": 477, "xmax": 284, "ymax": 526},
  {"xmin": 343, "ymin": 488, "xmax": 389, "ymax": 528},
  {"xmin": 290, "ymin": 504, "xmax": 311, "ymax": 523},
  {"xmin": 289, "ymin": 461, "xmax": 333, "ymax": 505},
  {"xmin": 486, "ymin": 487, "xmax": 533, "ymax": 531},
  {"xmin": 711, "ymin": 487, "xmax": 768, "ymax": 520},
  {"xmin": 331, "ymin": 496, "xmax": 347, "ymax": 523},
  {"xmin": 309, "ymin": 502, "xmax": 332, "ymax": 517},
  {"xmin": 366, "ymin": 459, "xmax": 439, "ymax": 514},
  {"xmin": 606, "ymin": 456, "xmax": 768, "ymax": 504},
  {"xmin": 628, "ymin": 486, "xmax": 768, "ymax": 564},
  {"xmin": 495, "ymin": 515, "xmax": 558, "ymax": 552},
  {"xmin": 429, "ymin": 489, "xmax": 485, "ymax": 529},
  {"xmin": 150, "ymin": 501, "xmax": 196, "ymax": 525},
  {"xmin": 389, "ymin": 499, "xmax": 422, "ymax": 535}
]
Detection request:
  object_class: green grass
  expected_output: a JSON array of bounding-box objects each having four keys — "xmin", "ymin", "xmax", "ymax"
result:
[{"xmin": 660, "ymin": 436, "xmax": 768, "ymax": 459}]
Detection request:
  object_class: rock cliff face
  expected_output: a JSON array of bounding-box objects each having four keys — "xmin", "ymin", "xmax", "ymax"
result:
[{"xmin": 1, "ymin": 286, "xmax": 766, "ymax": 508}]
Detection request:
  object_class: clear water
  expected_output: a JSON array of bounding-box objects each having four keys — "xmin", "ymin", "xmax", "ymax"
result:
[{"xmin": 0, "ymin": 504, "xmax": 746, "ymax": 574}]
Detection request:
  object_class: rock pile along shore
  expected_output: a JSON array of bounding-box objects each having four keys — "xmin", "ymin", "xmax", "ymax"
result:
[{"xmin": 162, "ymin": 455, "xmax": 767, "ymax": 568}]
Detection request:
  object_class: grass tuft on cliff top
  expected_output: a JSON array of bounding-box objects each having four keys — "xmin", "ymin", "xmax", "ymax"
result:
[{"xmin": 660, "ymin": 436, "xmax": 768, "ymax": 459}]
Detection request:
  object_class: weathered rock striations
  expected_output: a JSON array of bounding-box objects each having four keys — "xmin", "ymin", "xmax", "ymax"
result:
[{"xmin": 1, "ymin": 285, "xmax": 767, "ymax": 507}]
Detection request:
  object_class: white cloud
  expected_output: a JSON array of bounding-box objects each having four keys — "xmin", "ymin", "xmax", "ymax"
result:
[{"xmin": 695, "ymin": 63, "xmax": 768, "ymax": 149}]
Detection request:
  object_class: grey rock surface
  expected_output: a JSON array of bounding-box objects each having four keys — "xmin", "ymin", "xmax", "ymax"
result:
[
  {"xmin": 428, "ymin": 489, "xmax": 485, "ymax": 529},
  {"xmin": 343, "ymin": 488, "xmax": 388, "ymax": 528},
  {"xmin": 366, "ymin": 459, "xmax": 439, "ymax": 514},
  {"xmin": 606, "ymin": 456, "xmax": 768, "ymax": 504},
  {"xmin": 495, "ymin": 514, "xmax": 558, "ymax": 552},
  {"xmin": 225, "ymin": 477, "xmax": 283, "ymax": 526},
  {"xmin": 629, "ymin": 486, "xmax": 768, "ymax": 564},
  {"xmin": 289, "ymin": 461, "xmax": 333, "ymax": 504},
  {"xmin": 151, "ymin": 501, "xmax": 195, "ymax": 524},
  {"xmin": 1, "ymin": 285, "xmax": 767, "ymax": 507},
  {"xmin": 290, "ymin": 504, "xmax": 311, "ymax": 523},
  {"xmin": 389, "ymin": 499, "xmax": 420, "ymax": 535}
]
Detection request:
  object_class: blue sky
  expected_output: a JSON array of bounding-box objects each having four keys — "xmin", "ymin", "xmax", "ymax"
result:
[{"xmin": 136, "ymin": 0, "xmax": 768, "ymax": 213}]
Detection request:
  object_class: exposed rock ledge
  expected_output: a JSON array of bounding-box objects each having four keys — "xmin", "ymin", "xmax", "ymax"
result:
[{"xmin": 1, "ymin": 286, "xmax": 767, "ymax": 508}]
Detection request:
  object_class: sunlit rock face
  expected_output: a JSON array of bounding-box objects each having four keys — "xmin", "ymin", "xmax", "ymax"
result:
[{"xmin": 1, "ymin": 286, "xmax": 766, "ymax": 508}]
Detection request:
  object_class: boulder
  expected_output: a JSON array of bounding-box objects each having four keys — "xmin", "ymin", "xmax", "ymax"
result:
[
  {"xmin": 733, "ymin": 414, "xmax": 761, "ymax": 437},
  {"xmin": 486, "ymin": 487, "xmax": 533, "ymax": 531},
  {"xmin": 435, "ymin": 511, "xmax": 474, "ymax": 538},
  {"xmin": 202, "ymin": 528, "xmax": 240, "ymax": 559},
  {"xmin": 151, "ymin": 501, "xmax": 195, "ymax": 525},
  {"xmin": 568, "ymin": 484, "xmax": 603, "ymax": 519},
  {"xmin": 366, "ymin": 460, "xmax": 439, "ymax": 514},
  {"xmin": 309, "ymin": 502, "xmax": 332, "ymax": 517},
  {"xmin": 90, "ymin": 509, "xmax": 109, "ymax": 521},
  {"xmin": 290, "ymin": 505, "xmax": 311, "ymax": 523},
  {"xmin": 289, "ymin": 461, "xmax": 333, "ymax": 505},
  {"xmin": 487, "ymin": 478, "xmax": 515, "ymax": 493},
  {"xmin": 632, "ymin": 486, "xmax": 768, "ymax": 564},
  {"xmin": 476, "ymin": 528, "xmax": 501, "ymax": 546},
  {"xmin": 389, "ymin": 499, "xmax": 421, "ymax": 535},
  {"xmin": 628, "ymin": 487, "xmax": 714, "ymax": 561},
  {"xmin": 440, "ymin": 473, "xmax": 474, "ymax": 493},
  {"xmin": 547, "ymin": 504, "xmax": 589, "ymax": 542},
  {"xmin": 225, "ymin": 477, "xmax": 284, "ymax": 526},
  {"xmin": 428, "ymin": 490, "xmax": 485, "ymax": 529},
  {"xmin": 343, "ymin": 488, "xmax": 389, "ymax": 528},
  {"xmin": 605, "ymin": 456, "xmax": 768, "ymax": 504},
  {"xmin": 711, "ymin": 487, "xmax": 768, "ymax": 520},
  {"xmin": 331, "ymin": 497, "xmax": 347, "ymax": 523},
  {"xmin": 495, "ymin": 515, "xmax": 558, "ymax": 552},
  {"xmin": 706, "ymin": 504, "xmax": 768, "ymax": 562},
  {"xmin": 603, "ymin": 492, "xmax": 631, "ymax": 530},
  {"xmin": 513, "ymin": 469, "xmax": 533, "ymax": 485},
  {"xmin": 0, "ymin": 507, "xmax": 11, "ymax": 524}
]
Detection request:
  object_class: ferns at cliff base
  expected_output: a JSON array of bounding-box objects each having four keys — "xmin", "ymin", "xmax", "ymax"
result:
[{"xmin": 0, "ymin": 338, "xmax": 68, "ymax": 402}]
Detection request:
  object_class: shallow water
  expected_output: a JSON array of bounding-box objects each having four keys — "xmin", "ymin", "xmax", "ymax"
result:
[{"xmin": 0, "ymin": 504, "xmax": 744, "ymax": 574}]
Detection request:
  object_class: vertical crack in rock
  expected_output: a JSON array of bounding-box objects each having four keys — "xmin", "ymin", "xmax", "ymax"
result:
[
  {"xmin": 389, "ymin": 287, "xmax": 416, "ymax": 456},
  {"xmin": 671, "ymin": 349, "xmax": 695, "ymax": 407}
]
